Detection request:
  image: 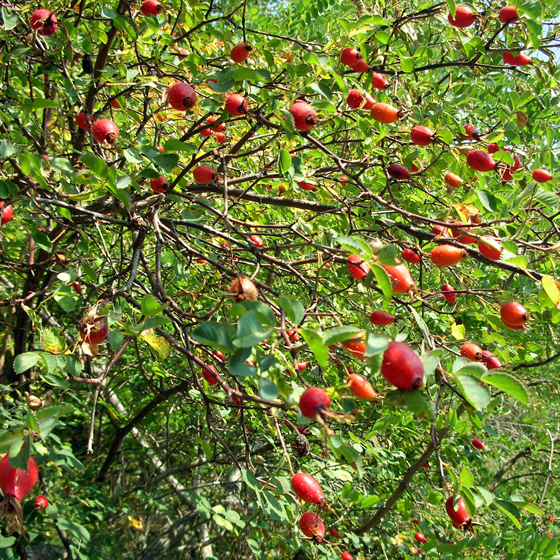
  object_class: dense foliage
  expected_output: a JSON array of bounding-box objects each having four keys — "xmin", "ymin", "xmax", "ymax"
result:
[{"xmin": 0, "ymin": 0, "xmax": 560, "ymax": 558}]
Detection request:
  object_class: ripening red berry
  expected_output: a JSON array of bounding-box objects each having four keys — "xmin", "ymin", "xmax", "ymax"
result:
[
  {"xmin": 79, "ymin": 315, "xmax": 108, "ymax": 345},
  {"xmin": 0, "ymin": 455, "xmax": 38, "ymax": 500},
  {"xmin": 487, "ymin": 143, "xmax": 500, "ymax": 154},
  {"xmin": 202, "ymin": 365, "xmax": 220, "ymax": 385},
  {"xmin": 471, "ymin": 438, "xmax": 484, "ymax": 450},
  {"xmin": 214, "ymin": 132, "xmax": 226, "ymax": 143},
  {"xmin": 141, "ymin": 0, "xmax": 162, "ymax": 15},
  {"xmin": 298, "ymin": 181, "xmax": 315, "ymax": 191},
  {"xmin": 347, "ymin": 373, "xmax": 377, "ymax": 400},
  {"xmin": 347, "ymin": 89, "xmax": 365, "ymax": 109},
  {"xmin": 92, "ymin": 119, "xmax": 118, "ymax": 144},
  {"xmin": 432, "ymin": 224, "xmax": 450, "ymax": 238},
  {"xmin": 150, "ymin": 176, "xmax": 168, "ymax": 193},
  {"xmin": 76, "ymin": 112, "xmax": 94, "ymax": 130},
  {"xmin": 362, "ymin": 93, "xmax": 375, "ymax": 110},
  {"xmin": 370, "ymin": 102, "xmax": 400, "ymax": 124},
  {"xmin": 350, "ymin": 58, "xmax": 370, "ymax": 72},
  {"xmin": 296, "ymin": 362, "xmax": 307, "ymax": 372},
  {"xmin": 388, "ymin": 164, "xmax": 410, "ymax": 180},
  {"xmin": 412, "ymin": 518, "xmax": 420, "ymax": 524},
  {"xmin": 248, "ymin": 234, "xmax": 263, "ymax": 247},
  {"xmin": 329, "ymin": 527, "xmax": 339, "ymax": 538},
  {"xmin": 167, "ymin": 82, "xmax": 197, "ymax": 111},
  {"xmin": 200, "ymin": 128, "xmax": 212, "ymax": 137},
  {"xmin": 503, "ymin": 52, "xmax": 531, "ymax": 66},
  {"xmin": 459, "ymin": 124, "xmax": 477, "ymax": 140},
  {"xmin": 340, "ymin": 47, "xmax": 362, "ymax": 66},
  {"xmin": 30, "ymin": 8, "xmax": 58, "ymax": 36},
  {"xmin": 533, "ymin": 169, "xmax": 552, "ymax": 183},
  {"xmin": 371, "ymin": 72, "xmax": 389, "ymax": 89},
  {"xmin": 207, "ymin": 116, "xmax": 226, "ymax": 132},
  {"xmin": 448, "ymin": 6, "xmax": 476, "ymax": 28},
  {"xmin": 415, "ymin": 533, "xmax": 427, "ymax": 544},
  {"xmin": 291, "ymin": 472, "xmax": 325, "ymax": 504},
  {"xmin": 72, "ymin": 280, "xmax": 82, "ymax": 295},
  {"xmin": 213, "ymin": 349, "xmax": 225, "ymax": 360},
  {"xmin": 370, "ymin": 310, "xmax": 395, "ymax": 326},
  {"xmin": 177, "ymin": 48, "xmax": 188, "ymax": 59},
  {"xmin": 444, "ymin": 172, "xmax": 464, "ymax": 188},
  {"xmin": 346, "ymin": 254, "xmax": 370, "ymax": 281},
  {"xmin": 381, "ymin": 342, "xmax": 424, "ymax": 390},
  {"xmin": 0, "ymin": 202, "xmax": 14, "ymax": 226},
  {"xmin": 230, "ymin": 43, "xmax": 252, "ymax": 63},
  {"xmin": 430, "ymin": 245, "xmax": 467, "ymax": 267},
  {"xmin": 410, "ymin": 125, "xmax": 435, "ymax": 146},
  {"xmin": 299, "ymin": 387, "xmax": 330, "ymax": 419},
  {"xmin": 341, "ymin": 340, "xmax": 367, "ymax": 359},
  {"xmin": 378, "ymin": 258, "xmax": 415, "ymax": 294},
  {"xmin": 289, "ymin": 101, "xmax": 318, "ymax": 131},
  {"xmin": 461, "ymin": 343, "xmax": 483, "ymax": 362},
  {"xmin": 35, "ymin": 495, "xmax": 49, "ymax": 510},
  {"xmin": 441, "ymin": 284, "xmax": 456, "ymax": 303},
  {"xmin": 500, "ymin": 301, "xmax": 528, "ymax": 327},
  {"xmin": 446, "ymin": 495, "xmax": 471, "ymax": 527},
  {"xmin": 481, "ymin": 350, "xmax": 501, "ymax": 370},
  {"xmin": 401, "ymin": 248, "xmax": 420, "ymax": 264},
  {"xmin": 193, "ymin": 165, "xmax": 216, "ymax": 184},
  {"xmin": 341, "ymin": 553, "xmax": 353, "ymax": 560},
  {"xmin": 467, "ymin": 150, "xmax": 496, "ymax": 172},
  {"xmin": 501, "ymin": 154, "xmax": 521, "ymax": 181},
  {"xmin": 499, "ymin": 5, "xmax": 518, "ymax": 23},
  {"xmin": 478, "ymin": 235, "xmax": 502, "ymax": 261},
  {"xmin": 299, "ymin": 512, "xmax": 325, "ymax": 540},
  {"xmin": 111, "ymin": 98, "xmax": 120, "ymax": 109}
]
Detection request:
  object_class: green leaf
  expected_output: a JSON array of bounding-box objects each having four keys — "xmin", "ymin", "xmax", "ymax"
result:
[
  {"xmin": 32, "ymin": 231, "xmax": 52, "ymax": 252},
  {"xmin": 476, "ymin": 486, "xmax": 494, "ymax": 506},
  {"xmin": 460, "ymin": 487, "xmax": 477, "ymax": 517},
  {"xmin": 481, "ymin": 372, "xmax": 528, "ymax": 405},
  {"xmin": 0, "ymin": 429, "xmax": 24, "ymax": 453},
  {"xmin": 410, "ymin": 307, "xmax": 431, "ymax": 344},
  {"xmin": 336, "ymin": 236, "xmax": 373, "ymax": 260},
  {"xmin": 0, "ymin": 535, "xmax": 16, "ymax": 548},
  {"xmin": 259, "ymin": 378, "xmax": 279, "ymax": 401},
  {"xmin": 14, "ymin": 352, "xmax": 40, "ymax": 373},
  {"xmin": 371, "ymin": 264, "xmax": 393, "ymax": 301},
  {"xmin": 376, "ymin": 244, "xmax": 398, "ymax": 266},
  {"xmin": 154, "ymin": 153, "xmax": 179, "ymax": 171},
  {"xmin": 278, "ymin": 148, "xmax": 292, "ymax": 175},
  {"xmin": 1, "ymin": 7, "xmax": 19, "ymax": 30},
  {"xmin": 477, "ymin": 189, "xmax": 499, "ymax": 212},
  {"xmin": 323, "ymin": 326, "xmax": 363, "ymax": 347},
  {"xmin": 80, "ymin": 154, "xmax": 108, "ymax": 179},
  {"xmin": 234, "ymin": 311, "xmax": 271, "ymax": 348},
  {"xmin": 460, "ymin": 465, "xmax": 474, "ymax": 489},
  {"xmin": 213, "ymin": 513, "xmax": 233, "ymax": 531},
  {"xmin": 364, "ymin": 333, "xmax": 388, "ymax": 357},
  {"xmin": 192, "ymin": 322, "xmax": 234, "ymax": 351},
  {"xmin": 277, "ymin": 296, "xmax": 304, "ymax": 327},
  {"xmin": 494, "ymin": 499, "xmax": 521, "ymax": 529},
  {"xmin": 141, "ymin": 295, "xmax": 166, "ymax": 317},
  {"xmin": 455, "ymin": 362, "xmax": 487, "ymax": 379},
  {"xmin": 384, "ymin": 389, "xmax": 435, "ymax": 421},
  {"xmin": 455, "ymin": 375, "xmax": 490, "ymax": 411},
  {"xmin": 513, "ymin": 501, "xmax": 544, "ymax": 516},
  {"xmin": 35, "ymin": 404, "xmax": 75, "ymax": 420},
  {"xmin": 163, "ymin": 139, "xmax": 196, "ymax": 153},
  {"xmin": 517, "ymin": 0, "xmax": 541, "ymax": 20},
  {"xmin": 301, "ymin": 328, "xmax": 329, "ymax": 368},
  {"xmin": 57, "ymin": 516, "xmax": 91, "ymax": 543},
  {"xmin": 360, "ymin": 495, "xmax": 380, "ymax": 508}
]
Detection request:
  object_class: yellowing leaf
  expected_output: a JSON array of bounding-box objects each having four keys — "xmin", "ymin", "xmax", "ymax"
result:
[
  {"xmin": 140, "ymin": 330, "xmax": 171, "ymax": 359},
  {"xmin": 451, "ymin": 203, "xmax": 471, "ymax": 224},
  {"xmin": 451, "ymin": 321, "xmax": 465, "ymax": 340},
  {"xmin": 128, "ymin": 516, "xmax": 143, "ymax": 530},
  {"xmin": 516, "ymin": 111, "xmax": 528, "ymax": 126},
  {"xmin": 542, "ymin": 275, "xmax": 560, "ymax": 307}
]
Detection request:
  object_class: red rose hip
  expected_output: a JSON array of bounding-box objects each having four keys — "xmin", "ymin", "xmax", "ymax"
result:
[{"xmin": 380, "ymin": 341, "xmax": 424, "ymax": 390}]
